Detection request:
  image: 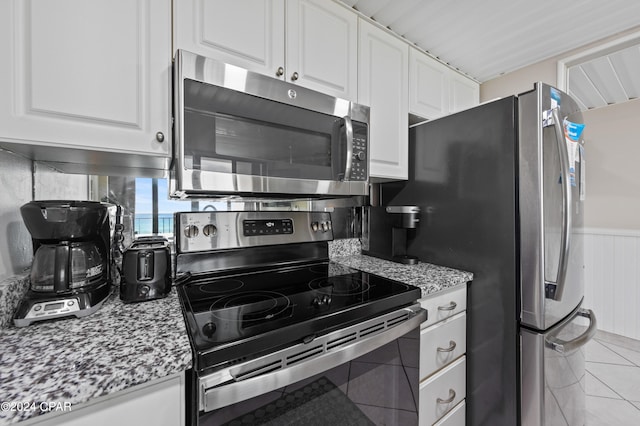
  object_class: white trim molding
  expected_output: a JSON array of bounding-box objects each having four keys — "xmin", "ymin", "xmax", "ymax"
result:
[
  {"xmin": 557, "ymin": 30, "xmax": 640, "ymax": 92},
  {"xmin": 581, "ymin": 227, "xmax": 640, "ymax": 341}
]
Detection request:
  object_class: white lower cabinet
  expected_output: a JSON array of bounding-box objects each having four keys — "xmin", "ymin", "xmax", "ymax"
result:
[
  {"xmin": 418, "ymin": 285, "xmax": 467, "ymax": 425},
  {"xmin": 419, "ymin": 357, "xmax": 466, "ymax": 426},
  {"xmin": 419, "ymin": 285, "xmax": 467, "ymax": 329},
  {"xmin": 23, "ymin": 373, "xmax": 185, "ymax": 426},
  {"xmin": 434, "ymin": 400, "xmax": 466, "ymax": 426},
  {"xmin": 419, "ymin": 312, "xmax": 466, "ymax": 378}
]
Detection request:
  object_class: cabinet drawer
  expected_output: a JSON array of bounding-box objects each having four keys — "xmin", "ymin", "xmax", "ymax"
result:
[
  {"xmin": 419, "ymin": 357, "xmax": 466, "ymax": 426},
  {"xmin": 419, "ymin": 285, "xmax": 466, "ymax": 328},
  {"xmin": 434, "ymin": 400, "xmax": 465, "ymax": 426},
  {"xmin": 420, "ymin": 312, "xmax": 466, "ymax": 379}
]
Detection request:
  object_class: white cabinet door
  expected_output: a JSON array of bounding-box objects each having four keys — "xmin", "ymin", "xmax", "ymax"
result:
[
  {"xmin": 173, "ymin": 0, "xmax": 285, "ymax": 79},
  {"xmin": 409, "ymin": 47, "xmax": 449, "ymax": 120},
  {"xmin": 409, "ymin": 47, "xmax": 479, "ymax": 120},
  {"xmin": 434, "ymin": 400, "xmax": 466, "ymax": 426},
  {"xmin": 174, "ymin": 0, "xmax": 357, "ymax": 101},
  {"xmin": 286, "ymin": 0, "xmax": 358, "ymax": 101},
  {"xmin": 449, "ymin": 71, "xmax": 480, "ymax": 113},
  {"xmin": 419, "ymin": 285, "xmax": 467, "ymax": 329},
  {"xmin": 419, "ymin": 357, "xmax": 466, "ymax": 426},
  {"xmin": 24, "ymin": 373, "xmax": 185, "ymax": 426},
  {"xmin": 359, "ymin": 19, "xmax": 408, "ymax": 180},
  {"xmin": 419, "ymin": 312, "xmax": 466, "ymax": 380},
  {"xmin": 0, "ymin": 0, "xmax": 171, "ymax": 161}
]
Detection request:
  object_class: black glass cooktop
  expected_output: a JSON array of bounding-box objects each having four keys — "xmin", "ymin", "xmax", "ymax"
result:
[{"xmin": 177, "ymin": 261, "xmax": 421, "ymax": 371}]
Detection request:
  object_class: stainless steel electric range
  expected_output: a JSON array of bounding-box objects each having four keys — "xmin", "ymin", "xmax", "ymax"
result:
[{"xmin": 174, "ymin": 211, "xmax": 426, "ymax": 425}]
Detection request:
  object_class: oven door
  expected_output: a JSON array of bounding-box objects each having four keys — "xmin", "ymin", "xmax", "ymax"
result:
[
  {"xmin": 196, "ymin": 304, "xmax": 425, "ymax": 425},
  {"xmin": 172, "ymin": 50, "xmax": 370, "ymax": 198}
]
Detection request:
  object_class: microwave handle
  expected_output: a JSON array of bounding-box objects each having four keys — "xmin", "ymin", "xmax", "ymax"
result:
[{"xmin": 343, "ymin": 116, "xmax": 354, "ymax": 181}]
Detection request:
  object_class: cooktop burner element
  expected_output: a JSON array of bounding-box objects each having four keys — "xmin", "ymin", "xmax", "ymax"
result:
[
  {"xmin": 197, "ymin": 279, "xmax": 245, "ymax": 294},
  {"xmin": 308, "ymin": 276, "xmax": 370, "ymax": 295},
  {"xmin": 209, "ymin": 291, "xmax": 292, "ymax": 324}
]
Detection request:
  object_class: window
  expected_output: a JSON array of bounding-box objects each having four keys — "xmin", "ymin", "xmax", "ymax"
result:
[
  {"xmin": 133, "ymin": 178, "xmax": 229, "ymax": 237},
  {"xmin": 134, "ymin": 178, "xmax": 185, "ymax": 236}
]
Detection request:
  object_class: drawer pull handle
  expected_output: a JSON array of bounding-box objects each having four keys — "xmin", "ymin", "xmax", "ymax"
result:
[
  {"xmin": 437, "ymin": 388, "xmax": 456, "ymax": 404},
  {"xmin": 437, "ymin": 340, "xmax": 457, "ymax": 353},
  {"xmin": 438, "ymin": 301, "xmax": 457, "ymax": 311}
]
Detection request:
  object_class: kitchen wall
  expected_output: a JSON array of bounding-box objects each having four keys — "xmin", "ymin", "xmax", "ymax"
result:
[
  {"xmin": 0, "ymin": 149, "xmax": 88, "ymax": 282},
  {"xmin": 480, "ymin": 29, "xmax": 640, "ymax": 340}
]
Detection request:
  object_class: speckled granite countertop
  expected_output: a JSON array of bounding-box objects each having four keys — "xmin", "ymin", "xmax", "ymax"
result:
[
  {"xmin": 332, "ymin": 254, "xmax": 473, "ymax": 298},
  {"xmin": 0, "ymin": 288, "xmax": 192, "ymax": 425}
]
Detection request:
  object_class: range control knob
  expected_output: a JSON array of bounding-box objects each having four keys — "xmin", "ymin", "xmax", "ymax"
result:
[
  {"xmin": 311, "ymin": 222, "xmax": 319, "ymax": 232},
  {"xmin": 320, "ymin": 222, "xmax": 328, "ymax": 232},
  {"xmin": 184, "ymin": 224, "xmax": 199, "ymax": 238},
  {"xmin": 326, "ymin": 221, "xmax": 332, "ymax": 230},
  {"xmin": 202, "ymin": 322, "xmax": 217, "ymax": 338},
  {"xmin": 203, "ymin": 224, "xmax": 217, "ymax": 237}
]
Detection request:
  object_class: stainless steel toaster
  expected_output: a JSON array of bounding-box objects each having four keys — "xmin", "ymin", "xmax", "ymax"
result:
[{"xmin": 120, "ymin": 236, "xmax": 171, "ymax": 303}]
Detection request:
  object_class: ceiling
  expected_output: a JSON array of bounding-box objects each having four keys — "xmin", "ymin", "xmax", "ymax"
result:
[{"xmin": 339, "ymin": 0, "xmax": 640, "ymax": 109}]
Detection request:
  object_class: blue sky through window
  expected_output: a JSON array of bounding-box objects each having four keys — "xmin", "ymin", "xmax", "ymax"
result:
[{"xmin": 135, "ymin": 178, "xmax": 189, "ymax": 214}]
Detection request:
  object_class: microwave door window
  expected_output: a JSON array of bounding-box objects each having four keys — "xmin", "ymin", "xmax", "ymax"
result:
[{"xmin": 182, "ymin": 79, "xmax": 345, "ymax": 181}]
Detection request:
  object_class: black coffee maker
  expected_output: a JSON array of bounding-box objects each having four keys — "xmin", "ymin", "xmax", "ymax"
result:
[
  {"xmin": 14, "ymin": 201, "xmax": 113, "ymax": 327},
  {"xmin": 362, "ymin": 205, "xmax": 420, "ymax": 264}
]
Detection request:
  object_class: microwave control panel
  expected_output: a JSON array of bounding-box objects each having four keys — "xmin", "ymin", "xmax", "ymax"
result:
[
  {"xmin": 349, "ymin": 119, "xmax": 368, "ymax": 182},
  {"xmin": 351, "ymin": 135, "xmax": 367, "ymax": 181}
]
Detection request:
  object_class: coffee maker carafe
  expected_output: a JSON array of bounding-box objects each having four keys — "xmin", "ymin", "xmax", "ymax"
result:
[
  {"xmin": 14, "ymin": 201, "xmax": 113, "ymax": 327},
  {"xmin": 363, "ymin": 205, "xmax": 420, "ymax": 264}
]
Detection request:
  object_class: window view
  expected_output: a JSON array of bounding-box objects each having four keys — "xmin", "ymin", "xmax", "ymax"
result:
[
  {"xmin": 134, "ymin": 178, "xmax": 187, "ymax": 236},
  {"xmin": 133, "ymin": 178, "xmax": 229, "ymax": 237}
]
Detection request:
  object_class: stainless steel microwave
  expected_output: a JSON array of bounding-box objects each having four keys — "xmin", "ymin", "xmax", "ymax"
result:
[{"xmin": 170, "ymin": 50, "xmax": 370, "ymax": 199}]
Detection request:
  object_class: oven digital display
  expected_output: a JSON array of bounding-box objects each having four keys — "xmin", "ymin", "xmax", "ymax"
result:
[{"xmin": 243, "ymin": 219, "xmax": 293, "ymax": 236}]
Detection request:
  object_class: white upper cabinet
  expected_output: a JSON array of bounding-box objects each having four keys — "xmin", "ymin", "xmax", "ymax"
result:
[
  {"xmin": 173, "ymin": 0, "xmax": 285, "ymax": 79},
  {"xmin": 358, "ymin": 19, "xmax": 408, "ymax": 181},
  {"xmin": 409, "ymin": 48, "xmax": 450, "ymax": 119},
  {"xmin": 174, "ymin": 0, "xmax": 358, "ymax": 101},
  {"xmin": 0, "ymin": 0, "xmax": 172, "ymax": 172},
  {"xmin": 409, "ymin": 47, "xmax": 479, "ymax": 120},
  {"xmin": 449, "ymin": 71, "xmax": 480, "ymax": 113},
  {"xmin": 286, "ymin": 0, "xmax": 358, "ymax": 100}
]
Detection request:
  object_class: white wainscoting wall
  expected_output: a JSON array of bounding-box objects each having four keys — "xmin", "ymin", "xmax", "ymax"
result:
[{"xmin": 581, "ymin": 228, "xmax": 640, "ymax": 341}]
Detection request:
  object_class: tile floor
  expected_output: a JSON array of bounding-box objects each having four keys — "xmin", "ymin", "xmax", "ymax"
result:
[{"xmin": 586, "ymin": 330, "xmax": 640, "ymax": 425}]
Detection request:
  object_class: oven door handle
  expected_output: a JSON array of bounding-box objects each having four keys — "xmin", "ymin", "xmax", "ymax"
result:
[{"xmin": 199, "ymin": 304, "xmax": 426, "ymax": 412}]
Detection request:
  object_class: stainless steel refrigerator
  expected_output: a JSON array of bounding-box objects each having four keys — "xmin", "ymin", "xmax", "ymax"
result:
[{"xmin": 378, "ymin": 82, "xmax": 597, "ymax": 425}]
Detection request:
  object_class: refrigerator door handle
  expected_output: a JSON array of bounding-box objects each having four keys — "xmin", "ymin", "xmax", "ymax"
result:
[
  {"xmin": 546, "ymin": 108, "xmax": 572, "ymax": 301},
  {"xmin": 546, "ymin": 308, "xmax": 597, "ymax": 354}
]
